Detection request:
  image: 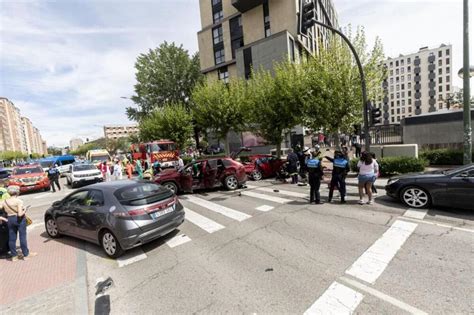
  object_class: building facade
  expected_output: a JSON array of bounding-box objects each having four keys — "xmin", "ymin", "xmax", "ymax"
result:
[
  {"xmin": 69, "ymin": 138, "xmax": 84, "ymax": 151},
  {"xmin": 197, "ymin": 0, "xmax": 338, "ymax": 82},
  {"xmin": 103, "ymin": 124, "xmax": 139, "ymax": 140},
  {"xmin": 380, "ymin": 44, "xmax": 453, "ymax": 124}
]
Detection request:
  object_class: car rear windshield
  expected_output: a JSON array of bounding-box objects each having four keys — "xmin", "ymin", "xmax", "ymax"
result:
[
  {"xmin": 114, "ymin": 183, "xmax": 173, "ymax": 206},
  {"xmin": 91, "ymin": 155, "xmax": 109, "ymax": 162},
  {"xmin": 74, "ymin": 164, "xmax": 97, "ymax": 171},
  {"xmin": 0, "ymin": 170, "xmax": 10, "ymax": 178},
  {"xmin": 40, "ymin": 161, "xmax": 53, "ymax": 168},
  {"xmin": 13, "ymin": 167, "xmax": 43, "ymax": 175}
]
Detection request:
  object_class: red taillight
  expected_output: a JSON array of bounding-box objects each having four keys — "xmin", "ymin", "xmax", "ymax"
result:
[{"xmin": 115, "ymin": 196, "xmax": 178, "ymax": 218}]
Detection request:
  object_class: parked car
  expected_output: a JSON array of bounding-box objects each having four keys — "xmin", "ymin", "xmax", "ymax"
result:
[
  {"xmin": 66, "ymin": 163, "xmax": 103, "ymax": 188},
  {"xmin": 241, "ymin": 154, "xmax": 286, "ymax": 181},
  {"xmin": 154, "ymin": 158, "xmax": 247, "ymax": 194},
  {"xmin": 44, "ymin": 180, "xmax": 185, "ymax": 258},
  {"xmin": 385, "ymin": 164, "xmax": 474, "ymax": 210},
  {"xmin": 8, "ymin": 164, "xmax": 50, "ymax": 193}
]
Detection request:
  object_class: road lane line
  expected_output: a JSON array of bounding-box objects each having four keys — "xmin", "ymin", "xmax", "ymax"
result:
[
  {"xmin": 304, "ymin": 281, "xmax": 364, "ymax": 315},
  {"xmin": 255, "ymin": 205, "xmax": 274, "ymax": 212},
  {"xmin": 117, "ymin": 248, "xmax": 147, "ymax": 268},
  {"xmin": 345, "ymin": 220, "xmax": 418, "ymax": 284},
  {"xmin": 183, "ymin": 195, "xmax": 251, "ymax": 222},
  {"xmin": 399, "ymin": 216, "xmax": 474, "ymax": 233},
  {"xmin": 339, "ymin": 276, "xmax": 428, "ymax": 315},
  {"xmin": 404, "ymin": 208, "xmax": 428, "ymax": 220},
  {"xmin": 240, "ymin": 191, "xmax": 292, "ymax": 204},
  {"xmin": 166, "ymin": 234, "xmax": 192, "ymax": 248},
  {"xmin": 184, "ymin": 208, "xmax": 225, "ymax": 233},
  {"xmin": 246, "ymin": 185, "xmax": 307, "ymax": 198}
]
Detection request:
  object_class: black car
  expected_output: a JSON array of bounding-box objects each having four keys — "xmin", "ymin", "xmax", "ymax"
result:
[
  {"xmin": 385, "ymin": 164, "xmax": 474, "ymax": 210},
  {"xmin": 44, "ymin": 180, "xmax": 185, "ymax": 258}
]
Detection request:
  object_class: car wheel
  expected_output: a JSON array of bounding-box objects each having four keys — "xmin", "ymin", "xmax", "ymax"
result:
[
  {"xmin": 101, "ymin": 230, "xmax": 124, "ymax": 258},
  {"xmin": 45, "ymin": 217, "xmax": 61, "ymax": 238},
  {"xmin": 163, "ymin": 182, "xmax": 178, "ymax": 194},
  {"xmin": 251, "ymin": 170, "xmax": 263, "ymax": 181},
  {"xmin": 224, "ymin": 175, "xmax": 239, "ymax": 190},
  {"xmin": 401, "ymin": 186, "xmax": 431, "ymax": 209}
]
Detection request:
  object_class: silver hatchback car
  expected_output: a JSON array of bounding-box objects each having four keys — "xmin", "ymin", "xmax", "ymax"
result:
[{"xmin": 44, "ymin": 180, "xmax": 185, "ymax": 258}]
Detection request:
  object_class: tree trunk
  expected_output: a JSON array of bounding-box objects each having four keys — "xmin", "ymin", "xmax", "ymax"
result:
[
  {"xmin": 276, "ymin": 142, "xmax": 282, "ymax": 159},
  {"xmin": 224, "ymin": 133, "xmax": 231, "ymax": 157},
  {"xmin": 333, "ymin": 132, "xmax": 340, "ymax": 147}
]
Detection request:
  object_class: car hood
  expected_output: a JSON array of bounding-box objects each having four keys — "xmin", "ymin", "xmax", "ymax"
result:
[
  {"xmin": 72, "ymin": 170, "xmax": 101, "ymax": 175},
  {"xmin": 390, "ymin": 170, "xmax": 446, "ymax": 181},
  {"xmin": 11, "ymin": 173, "xmax": 45, "ymax": 179}
]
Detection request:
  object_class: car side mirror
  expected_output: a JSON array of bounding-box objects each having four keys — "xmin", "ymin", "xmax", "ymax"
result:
[{"xmin": 459, "ymin": 172, "xmax": 469, "ymax": 178}]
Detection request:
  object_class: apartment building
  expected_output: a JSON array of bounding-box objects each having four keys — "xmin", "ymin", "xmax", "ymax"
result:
[
  {"xmin": 70, "ymin": 138, "xmax": 84, "ymax": 151},
  {"xmin": 197, "ymin": 0, "xmax": 338, "ymax": 82},
  {"xmin": 103, "ymin": 124, "xmax": 139, "ymax": 140},
  {"xmin": 380, "ymin": 44, "xmax": 453, "ymax": 124}
]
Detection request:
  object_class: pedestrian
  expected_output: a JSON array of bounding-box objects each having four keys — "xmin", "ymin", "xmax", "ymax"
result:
[
  {"xmin": 325, "ymin": 149, "xmax": 350, "ymax": 204},
  {"xmin": 125, "ymin": 161, "xmax": 134, "ymax": 179},
  {"xmin": 0, "ymin": 186, "xmax": 10, "ymax": 257},
  {"xmin": 287, "ymin": 148, "xmax": 299, "ymax": 184},
  {"xmin": 357, "ymin": 151, "xmax": 379, "ymax": 205},
  {"xmin": 47, "ymin": 164, "xmax": 61, "ymax": 192},
  {"xmin": 306, "ymin": 150, "xmax": 324, "ymax": 204},
  {"xmin": 318, "ymin": 133, "xmax": 325, "ymax": 148},
  {"xmin": 1, "ymin": 186, "xmax": 36, "ymax": 261},
  {"xmin": 177, "ymin": 156, "xmax": 184, "ymax": 170},
  {"xmin": 298, "ymin": 147, "xmax": 310, "ymax": 184},
  {"xmin": 369, "ymin": 152, "xmax": 379, "ymax": 195},
  {"xmin": 313, "ymin": 145, "xmax": 323, "ymax": 160},
  {"xmin": 113, "ymin": 161, "xmax": 123, "ymax": 181},
  {"xmin": 352, "ymin": 134, "xmax": 361, "ymax": 158},
  {"xmin": 153, "ymin": 160, "xmax": 162, "ymax": 175},
  {"xmin": 135, "ymin": 160, "xmax": 144, "ymax": 180},
  {"xmin": 100, "ymin": 161, "xmax": 108, "ymax": 179}
]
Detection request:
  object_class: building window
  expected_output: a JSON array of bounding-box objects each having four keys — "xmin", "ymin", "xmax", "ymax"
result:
[
  {"xmin": 396, "ymin": 92, "xmax": 400, "ymax": 98},
  {"xmin": 396, "ymin": 60, "xmax": 399, "ymax": 67},
  {"xmin": 402, "ymin": 100, "xmax": 406, "ymax": 106},
  {"xmin": 230, "ymin": 15, "xmax": 244, "ymax": 59},
  {"xmin": 408, "ymin": 83, "xmax": 411, "ymax": 89},
  {"xmin": 391, "ymin": 109, "xmax": 394, "ymax": 115},
  {"xmin": 408, "ymin": 66, "xmax": 411, "ymax": 72},
  {"xmin": 446, "ymin": 85, "xmax": 450, "ymax": 91},
  {"xmin": 212, "ymin": 0, "xmax": 221, "ymax": 5},
  {"xmin": 408, "ymin": 98, "xmax": 412, "ymax": 105},
  {"xmin": 218, "ymin": 66, "xmax": 229, "ymax": 83},
  {"xmin": 390, "ymin": 61, "xmax": 393, "ymax": 67},
  {"xmin": 439, "ymin": 86, "xmax": 443, "ymax": 92},
  {"xmin": 446, "ymin": 48, "xmax": 450, "ymax": 55},
  {"xmin": 408, "ymin": 74, "xmax": 411, "ymax": 81},
  {"xmin": 391, "ymin": 101, "xmax": 394, "ymax": 106},
  {"xmin": 438, "ymin": 59, "xmax": 442, "ymax": 66},
  {"xmin": 396, "ymin": 85, "xmax": 400, "ymax": 91},
  {"xmin": 408, "ymin": 91, "xmax": 412, "ymax": 97},
  {"xmin": 401, "ymin": 59, "xmax": 405, "ymax": 66},
  {"xmin": 243, "ymin": 47, "xmax": 252, "ymax": 79},
  {"xmin": 402, "ymin": 107, "xmax": 406, "ymax": 113},
  {"xmin": 390, "ymin": 70, "xmax": 393, "ymax": 76},
  {"xmin": 396, "ymin": 69, "xmax": 399, "ymax": 75},
  {"xmin": 401, "ymin": 67, "xmax": 405, "ymax": 74},
  {"xmin": 439, "ymin": 103, "xmax": 443, "ymax": 109},
  {"xmin": 396, "ymin": 77, "xmax": 400, "ymax": 82},
  {"xmin": 397, "ymin": 100, "xmax": 400, "ymax": 106},
  {"xmin": 401, "ymin": 84, "xmax": 405, "ymax": 90},
  {"xmin": 390, "ymin": 86, "xmax": 394, "ymax": 92},
  {"xmin": 213, "ymin": 26, "xmax": 223, "ymax": 44},
  {"xmin": 446, "ymin": 58, "xmax": 450, "ymax": 65},
  {"xmin": 213, "ymin": 10, "xmax": 224, "ymax": 24},
  {"xmin": 390, "ymin": 78, "xmax": 393, "ymax": 84},
  {"xmin": 439, "ymin": 77, "xmax": 443, "ymax": 83},
  {"xmin": 397, "ymin": 108, "xmax": 400, "ymax": 114},
  {"xmin": 401, "ymin": 75, "xmax": 404, "ymax": 82},
  {"xmin": 438, "ymin": 50, "xmax": 442, "ymax": 57},
  {"xmin": 212, "ymin": 0, "xmax": 223, "ymax": 24},
  {"xmin": 439, "ymin": 68, "xmax": 443, "ymax": 75},
  {"xmin": 407, "ymin": 57, "xmax": 411, "ymax": 64},
  {"xmin": 401, "ymin": 91, "xmax": 405, "ymax": 98},
  {"xmin": 289, "ymin": 37, "xmax": 295, "ymax": 61},
  {"xmin": 214, "ymin": 48, "xmax": 225, "ymax": 64},
  {"xmin": 390, "ymin": 93, "xmax": 394, "ymax": 99},
  {"xmin": 263, "ymin": 0, "xmax": 271, "ymax": 38},
  {"xmin": 446, "ymin": 66, "xmax": 450, "ymax": 73}
]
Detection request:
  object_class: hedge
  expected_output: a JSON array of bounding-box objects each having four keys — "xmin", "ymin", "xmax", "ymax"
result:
[
  {"xmin": 350, "ymin": 156, "xmax": 427, "ymax": 177},
  {"xmin": 420, "ymin": 149, "xmax": 474, "ymax": 165}
]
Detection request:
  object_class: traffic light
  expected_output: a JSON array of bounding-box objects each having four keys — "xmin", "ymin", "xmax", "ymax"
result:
[
  {"xmin": 370, "ymin": 107, "xmax": 382, "ymax": 126},
  {"xmin": 300, "ymin": 0, "xmax": 316, "ymax": 35}
]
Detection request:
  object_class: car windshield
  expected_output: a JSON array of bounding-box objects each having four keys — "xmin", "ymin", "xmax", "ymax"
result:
[
  {"xmin": 150, "ymin": 143, "xmax": 175, "ymax": 152},
  {"xmin": 0, "ymin": 170, "xmax": 10, "ymax": 178},
  {"xmin": 444, "ymin": 164, "xmax": 474, "ymax": 176},
  {"xmin": 13, "ymin": 167, "xmax": 43, "ymax": 175},
  {"xmin": 114, "ymin": 183, "xmax": 173, "ymax": 206},
  {"xmin": 91, "ymin": 155, "xmax": 109, "ymax": 162},
  {"xmin": 40, "ymin": 161, "xmax": 54, "ymax": 168},
  {"xmin": 74, "ymin": 164, "xmax": 97, "ymax": 171}
]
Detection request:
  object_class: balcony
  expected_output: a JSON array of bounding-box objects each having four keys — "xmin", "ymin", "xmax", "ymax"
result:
[{"xmin": 231, "ymin": 0, "xmax": 265, "ymax": 13}]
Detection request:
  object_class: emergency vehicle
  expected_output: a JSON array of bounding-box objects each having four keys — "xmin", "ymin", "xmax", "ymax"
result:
[{"xmin": 130, "ymin": 140, "xmax": 179, "ymax": 169}]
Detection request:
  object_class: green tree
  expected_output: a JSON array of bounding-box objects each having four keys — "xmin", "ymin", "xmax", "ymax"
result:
[
  {"xmin": 0, "ymin": 151, "xmax": 26, "ymax": 161},
  {"xmin": 47, "ymin": 147, "xmax": 62, "ymax": 156},
  {"xmin": 139, "ymin": 103, "xmax": 194, "ymax": 149},
  {"xmin": 127, "ymin": 42, "xmax": 203, "ymax": 121},
  {"xmin": 192, "ymin": 79, "xmax": 249, "ymax": 154}
]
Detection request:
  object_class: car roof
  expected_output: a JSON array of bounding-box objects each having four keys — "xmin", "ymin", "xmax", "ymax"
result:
[
  {"xmin": 14, "ymin": 163, "xmax": 42, "ymax": 168},
  {"xmin": 86, "ymin": 180, "xmax": 153, "ymax": 191}
]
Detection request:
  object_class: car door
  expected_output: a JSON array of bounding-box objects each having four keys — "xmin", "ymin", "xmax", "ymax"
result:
[
  {"xmin": 74, "ymin": 189, "xmax": 107, "ymax": 242},
  {"xmin": 446, "ymin": 168, "xmax": 474, "ymax": 209},
  {"xmin": 204, "ymin": 159, "xmax": 218, "ymax": 188},
  {"xmin": 55, "ymin": 190, "xmax": 89, "ymax": 235}
]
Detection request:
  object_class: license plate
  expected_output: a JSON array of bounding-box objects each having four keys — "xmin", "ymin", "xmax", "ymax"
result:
[{"xmin": 150, "ymin": 205, "xmax": 175, "ymax": 220}]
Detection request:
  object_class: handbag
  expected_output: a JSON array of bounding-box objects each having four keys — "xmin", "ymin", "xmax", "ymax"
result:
[{"xmin": 25, "ymin": 216, "xmax": 32, "ymax": 226}]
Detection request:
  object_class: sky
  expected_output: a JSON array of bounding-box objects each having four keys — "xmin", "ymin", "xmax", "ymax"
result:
[{"xmin": 0, "ymin": 0, "xmax": 473, "ymax": 147}]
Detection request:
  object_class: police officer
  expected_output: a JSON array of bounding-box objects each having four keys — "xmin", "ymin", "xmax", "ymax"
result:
[
  {"xmin": 325, "ymin": 149, "xmax": 350, "ymax": 203},
  {"xmin": 306, "ymin": 150, "xmax": 324, "ymax": 204},
  {"xmin": 48, "ymin": 164, "xmax": 61, "ymax": 193}
]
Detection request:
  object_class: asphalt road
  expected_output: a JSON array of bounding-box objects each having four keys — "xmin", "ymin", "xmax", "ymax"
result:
[{"xmin": 19, "ymin": 176, "xmax": 474, "ymax": 314}]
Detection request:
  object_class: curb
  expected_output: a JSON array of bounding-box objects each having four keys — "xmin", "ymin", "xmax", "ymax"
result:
[{"xmin": 75, "ymin": 243, "xmax": 89, "ymax": 314}]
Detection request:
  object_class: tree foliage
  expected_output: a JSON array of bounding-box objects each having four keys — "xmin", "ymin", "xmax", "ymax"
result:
[
  {"xmin": 47, "ymin": 147, "xmax": 62, "ymax": 156},
  {"xmin": 0, "ymin": 151, "xmax": 27, "ymax": 161},
  {"xmin": 139, "ymin": 103, "xmax": 194, "ymax": 149},
  {"xmin": 127, "ymin": 42, "xmax": 203, "ymax": 121}
]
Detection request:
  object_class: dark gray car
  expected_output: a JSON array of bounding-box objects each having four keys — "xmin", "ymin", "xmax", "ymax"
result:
[{"xmin": 44, "ymin": 180, "xmax": 185, "ymax": 258}]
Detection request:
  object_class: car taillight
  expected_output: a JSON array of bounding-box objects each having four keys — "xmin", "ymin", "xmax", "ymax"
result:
[{"xmin": 115, "ymin": 196, "xmax": 178, "ymax": 218}]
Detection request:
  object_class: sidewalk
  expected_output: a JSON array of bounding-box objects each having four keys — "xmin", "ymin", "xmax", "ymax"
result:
[{"xmin": 0, "ymin": 226, "xmax": 88, "ymax": 314}]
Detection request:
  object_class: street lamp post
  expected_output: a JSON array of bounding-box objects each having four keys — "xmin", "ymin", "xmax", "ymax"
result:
[
  {"xmin": 462, "ymin": 0, "xmax": 472, "ymax": 164},
  {"xmin": 310, "ymin": 18, "xmax": 372, "ymax": 152}
]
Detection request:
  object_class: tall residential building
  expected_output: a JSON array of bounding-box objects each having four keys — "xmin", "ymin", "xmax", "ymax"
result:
[
  {"xmin": 21, "ymin": 117, "xmax": 35, "ymax": 154},
  {"xmin": 70, "ymin": 138, "xmax": 84, "ymax": 151},
  {"xmin": 103, "ymin": 124, "xmax": 139, "ymax": 140},
  {"xmin": 197, "ymin": 0, "xmax": 338, "ymax": 82},
  {"xmin": 380, "ymin": 44, "xmax": 453, "ymax": 124}
]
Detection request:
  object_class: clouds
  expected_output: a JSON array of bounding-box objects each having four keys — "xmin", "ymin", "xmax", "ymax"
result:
[{"xmin": 0, "ymin": 0, "xmax": 200, "ymax": 147}]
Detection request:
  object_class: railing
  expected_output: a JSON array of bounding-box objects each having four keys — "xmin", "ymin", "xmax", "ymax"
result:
[{"xmin": 367, "ymin": 124, "xmax": 403, "ymax": 145}]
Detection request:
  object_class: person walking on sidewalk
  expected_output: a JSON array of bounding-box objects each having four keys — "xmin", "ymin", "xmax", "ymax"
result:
[
  {"xmin": 287, "ymin": 148, "xmax": 299, "ymax": 184},
  {"xmin": 325, "ymin": 149, "xmax": 350, "ymax": 204},
  {"xmin": 47, "ymin": 164, "xmax": 61, "ymax": 192},
  {"xmin": 307, "ymin": 150, "xmax": 324, "ymax": 204},
  {"xmin": 357, "ymin": 151, "xmax": 379, "ymax": 205},
  {"xmin": 125, "ymin": 161, "xmax": 134, "ymax": 179},
  {"xmin": 135, "ymin": 160, "xmax": 144, "ymax": 180},
  {"xmin": 113, "ymin": 161, "xmax": 123, "ymax": 180},
  {"xmin": 1, "ymin": 186, "xmax": 36, "ymax": 261}
]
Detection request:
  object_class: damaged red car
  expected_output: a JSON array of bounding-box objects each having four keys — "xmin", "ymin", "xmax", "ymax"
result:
[
  {"xmin": 154, "ymin": 158, "xmax": 247, "ymax": 194},
  {"xmin": 241, "ymin": 154, "xmax": 286, "ymax": 181}
]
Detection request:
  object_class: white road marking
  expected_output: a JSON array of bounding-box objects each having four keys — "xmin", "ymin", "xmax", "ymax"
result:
[
  {"xmin": 304, "ymin": 281, "xmax": 364, "ymax": 315},
  {"xmin": 399, "ymin": 216, "xmax": 474, "ymax": 233},
  {"xmin": 27, "ymin": 222, "xmax": 43, "ymax": 231},
  {"xmin": 183, "ymin": 195, "xmax": 251, "ymax": 222},
  {"xmin": 166, "ymin": 234, "xmax": 192, "ymax": 248},
  {"xmin": 117, "ymin": 248, "xmax": 147, "ymax": 268},
  {"xmin": 246, "ymin": 185, "xmax": 307, "ymax": 198},
  {"xmin": 240, "ymin": 191, "xmax": 292, "ymax": 204},
  {"xmin": 404, "ymin": 208, "xmax": 428, "ymax": 220},
  {"xmin": 33, "ymin": 193, "xmax": 50, "ymax": 199},
  {"xmin": 184, "ymin": 208, "xmax": 225, "ymax": 233},
  {"xmin": 345, "ymin": 220, "xmax": 418, "ymax": 284},
  {"xmin": 339, "ymin": 276, "xmax": 428, "ymax": 315},
  {"xmin": 255, "ymin": 205, "xmax": 274, "ymax": 212}
]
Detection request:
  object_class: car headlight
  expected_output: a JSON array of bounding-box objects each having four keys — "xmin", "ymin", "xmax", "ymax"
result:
[{"xmin": 387, "ymin": 178, "xmax": 399, "ymax": 185}]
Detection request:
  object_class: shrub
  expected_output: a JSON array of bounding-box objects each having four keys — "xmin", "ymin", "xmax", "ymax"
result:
[
  {"xmin": 420, "ymin": 149, "xmax": 473, "ymax": 165},
  {"xmin": 350, "ymin": 156, "xmax": 427, "ymax": 176}
]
